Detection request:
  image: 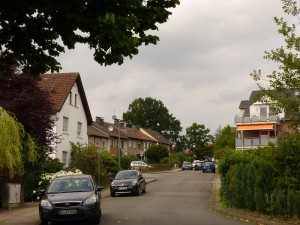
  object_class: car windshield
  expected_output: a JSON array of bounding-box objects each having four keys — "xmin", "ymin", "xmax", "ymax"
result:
[
  {"xmin": 183, "ymin": 162, "xmax": 191, "ymax": 165},
  {"xmin": 47, "ymin": 177, "xmax": 93, "ymax": 193},
  {"xmin": 115, "ymin": 171, "xmax": 138, "ymax": 180}
]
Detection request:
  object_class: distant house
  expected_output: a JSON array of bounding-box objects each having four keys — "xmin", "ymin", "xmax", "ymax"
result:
[
  {"xmin": 234, "ymin": 90, "xmax": 292, "ymax": 150},
  {"xmin": 87, "ymin": 117, "xmax": 171, "ymax": 158},
  {"xmin": 39, "ymin": 73, "xmax": 92, "ymax": 166}
]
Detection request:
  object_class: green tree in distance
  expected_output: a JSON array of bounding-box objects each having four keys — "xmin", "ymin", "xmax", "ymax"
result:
[
  {"xmin": 0, "ymin": 0, "xmax": 180, "ymax": 78},
  {"xmin": 123, "ymin": 97, "xmax": 182, "ymax": 143},
  {"xmin": 184, "ymin": 123, "xmax": 213, "ymax": 159},
  {"xmin": 214, "ymin": 125, "xmax": 236, "ymax": 160},
  {"xmin": 250, "ymin": 0, "xmax": 300, "ymax": 130},
  {"xmin": 145, "ymin": 144, "xmax": 168, "ymax": 163}
]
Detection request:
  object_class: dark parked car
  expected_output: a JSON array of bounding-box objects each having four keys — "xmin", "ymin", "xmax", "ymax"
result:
[
  {"xmin": 39, "ymin": 174, "xmax": 103, "ymax": 225},
  {"xmin": 182, "ymin": 161, "xmax": 193, "ymax": 170},
  {"xmin": 202, "ymin": 162, "xmax": 216, "ymax": 173},
  {"xmin": 110, "ymin": 170, "xmax": 146, "ymax": 197}
]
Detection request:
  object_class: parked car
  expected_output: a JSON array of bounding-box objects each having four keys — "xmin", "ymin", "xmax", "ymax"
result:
[
  {"xmin": 194, "ymin": 160, "xmax": 204, "ymax": 171},
  {"xmin": 39, "ymin": 174, "xmax": 103, "ymax": 225},
  {"xmin": 202, "ymin": 162, "xmax": 216, "ymax": 173},
  {"xmin": 130, "ymin": 161, "xmax": 152, "ymax": 169},
  {"xmin": 181, "ymin": 161, "xmax": 193, "ymax": 170},
  {"xmin": 110, "ymin": 170, "xmax": 146, "ymax": 197},
  {"xmin": 192, "ymin": 160, "xmax": 205, "ymax": 171}
]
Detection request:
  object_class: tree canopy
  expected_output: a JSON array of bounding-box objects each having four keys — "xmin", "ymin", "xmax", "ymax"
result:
[
  {"xmin": 0, "ymin": 106, "xmax": 36, "ymax": 177},
  {"xmin": 0, "ymin": 0, "xmax": 180, "ymax": 78},
  {"xmin": 122, "ymin": 97, "xmax": 182, "ymax": 143},
  {"xmin": 250, "ymin": 0, "xmax": 300, "ymax": 130},
  {"xmin": 184, "ymin": 123, "xmax": 213, "ymax": 159}
]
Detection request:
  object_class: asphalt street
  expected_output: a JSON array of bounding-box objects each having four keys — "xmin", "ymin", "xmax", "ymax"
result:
[{"xmin": 0, "ymin": 169, "xmax": 298, "ymax": 225}]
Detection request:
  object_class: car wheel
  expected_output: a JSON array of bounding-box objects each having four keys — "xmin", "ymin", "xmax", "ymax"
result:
[
  {"xmin": 142, "ymin": 184, "xmax": 146, "ymax": 193},
  {"xmin": 92, "ymin": 209, "xmax": 101, "ymax": 224},
  {"xmin": 40, "ymin": 219, "xmax": 48, "ymax": 225},
  {"xmin": 135, "ymin": 185, "xmax": 141, "ymax": 196},
  {"xmin": 202, "ymin": 170, "xmax": 205, "ymax": 173},
  {"xmin": 110, "ymin": 191, "xmax": 115, "ymax": 197}
]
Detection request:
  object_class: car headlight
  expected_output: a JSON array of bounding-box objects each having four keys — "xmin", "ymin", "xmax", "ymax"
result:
[
  {"xmin": 111, "ymin": 181, "xmax": 115, "ymax": 187},
  {"xmin": 83, "ymin": 196, "xmax": 97, "ymax": 205},
  {"xmin": 131, "ymin": 180, "xmax": 137, "ymax": 185},
  {"xmin": 40, "ymin": 199, "xmax": 52, "ymax": 208}
]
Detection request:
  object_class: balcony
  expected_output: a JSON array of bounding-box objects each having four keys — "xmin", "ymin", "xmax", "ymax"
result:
[
  {"xmin": 235, "ymin": 137, "xmax": 277, "ymax": 149},
  {"xmin": 235, "ymin": 114, "xmax": 279, "ymax": 124}
]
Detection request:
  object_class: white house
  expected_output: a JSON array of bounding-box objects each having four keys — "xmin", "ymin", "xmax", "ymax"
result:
[{"xmin": 39, "ymin": 73, "xmax": 93, "ymax": 166}]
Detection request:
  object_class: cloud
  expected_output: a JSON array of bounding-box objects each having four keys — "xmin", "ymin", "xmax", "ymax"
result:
[{"xmin": 57, "ymin": 0, "xmax": 286, "ymax": 134}]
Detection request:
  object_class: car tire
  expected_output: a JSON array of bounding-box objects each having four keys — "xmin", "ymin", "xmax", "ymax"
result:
[
  {"xmin": 135, "ymin": 185, "xmax": 141, "ymax": 196},
  {"xmin": 40, "ymin": 219, "xmax": 48, "ymax": 225},
  {"xmin": 110, "ymin": 191, "xmax": 115, "ymax": 197},
  {"xmin": 92, "ymin": 209, "xmax": 101, "ymax": 224}
]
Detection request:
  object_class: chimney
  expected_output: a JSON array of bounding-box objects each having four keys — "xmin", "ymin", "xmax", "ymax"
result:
[{"xmin": 95, "ymin": 117, "xmax": 104, "ymax": 126}]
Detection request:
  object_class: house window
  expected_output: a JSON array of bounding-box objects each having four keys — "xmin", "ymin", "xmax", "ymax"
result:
[
  {"xmin": 137, "ymin": 142, "xmax": 141, "ymax": 149},
  {"xmin": 75, "ymin": 94, "xmax": 78, "ymax": 107},
  {"xmin": 260, "ymin": 107, "xmax": 267, "ymax": 116},
  {"xmin": 69, "ymin": 92, "xmax": 72, "ymax": 105},
  {"xmin": 121, "ymin": 140, "xmax": 124, "ymax": 149},
  {"xmin": 62, "ymin": 151, "xmax": 68, "ymax": 165},
  {"xmin": 128, "ymin": 140, "xmax": 132, "ymax": 148},
  {"xmin": 102, "ymin": 141, "xmax": 105, "ymax": 148},
  {"xmin": 63, "ymin": 116, "xmax": 69, "ymax": 132},
  {"xmin": 77, "ymin": 122, "xmax": 82, "ymax": 136}
]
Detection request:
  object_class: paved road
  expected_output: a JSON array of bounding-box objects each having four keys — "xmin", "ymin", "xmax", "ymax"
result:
[
  {"xmin": 0, "ymin": 169, "xmax": 296, "ymax": 225},
  {"xmin": 99, "ymin": 170, "xmax": 248, "ymax": 225}
]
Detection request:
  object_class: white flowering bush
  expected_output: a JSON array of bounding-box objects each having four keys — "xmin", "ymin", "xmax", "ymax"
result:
[{"xmin": 33, "ymin": 169, "xmax": 82, "ymax": 200}]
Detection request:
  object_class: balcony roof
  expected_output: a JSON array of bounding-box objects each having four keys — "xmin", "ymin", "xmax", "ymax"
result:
[{"xmin": 237, "ymin": 124, "xmax": 274, "ymax": 131}]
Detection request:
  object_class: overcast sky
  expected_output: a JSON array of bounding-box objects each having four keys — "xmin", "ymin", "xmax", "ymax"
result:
[{"xmin": 57, "ymin": 0, "xmax": 287, "ymax": 134}]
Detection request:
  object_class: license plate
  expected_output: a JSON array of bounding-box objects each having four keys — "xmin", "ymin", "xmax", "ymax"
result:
[
  {"xmin": 118, "ymin": 187, "xmax": 127, "ymax": 190},
  {"xmin": 59, "ymin": 209, "xmax": 77, "ymax": 215}
]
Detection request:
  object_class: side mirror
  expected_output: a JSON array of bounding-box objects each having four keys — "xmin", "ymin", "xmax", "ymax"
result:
[{"xmin": 96, "ymin": 186, "xmax": 103, "ymax": 192}]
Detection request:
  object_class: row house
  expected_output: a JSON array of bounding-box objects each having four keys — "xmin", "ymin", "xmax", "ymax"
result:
[
  {"xmin": 234, "ymin": 90, "xmax": 292, "ymax": 150},
  {"xmin": 88, "ymin": 117, "xmax": 172, "ymax": 158}
]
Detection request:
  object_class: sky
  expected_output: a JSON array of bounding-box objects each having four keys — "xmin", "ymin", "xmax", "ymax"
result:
[{"xmin": 57, "ymin": 0, "xmax": 287, "ymax": 135}]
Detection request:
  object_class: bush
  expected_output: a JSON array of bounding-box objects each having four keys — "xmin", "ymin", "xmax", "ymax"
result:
[{"xmin": 145, "ymin": 144, "xmax": 168, "ymax": 163}]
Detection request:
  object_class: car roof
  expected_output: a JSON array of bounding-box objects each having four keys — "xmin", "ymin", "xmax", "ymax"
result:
[{"xmin": 53, "ymin": 174, "xmax": 91, "ymax": 180}]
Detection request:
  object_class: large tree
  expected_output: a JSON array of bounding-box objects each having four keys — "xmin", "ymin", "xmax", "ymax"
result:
[
  {"xmin": 0, "ymin": 0, "xmax": 180, "ymax": 78},
  {"xmin": 0, "ymin": 75, "xmax": 55, "ymax": 200},
  {"xmin": 184, "ymin": 123, "xmax": 213, "ymax": 159},
  {"xmin": 251, "ymin": 0, "xmax": 300, "ymax": 130},
  {"xmin": 122, "ymin": 97, "xmax": 182, "ymax": 143}
]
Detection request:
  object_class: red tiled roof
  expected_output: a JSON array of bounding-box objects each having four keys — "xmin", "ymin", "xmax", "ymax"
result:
[{"xmin": 38, "ymin": 73, "xmax": 93, "ymax": 125}]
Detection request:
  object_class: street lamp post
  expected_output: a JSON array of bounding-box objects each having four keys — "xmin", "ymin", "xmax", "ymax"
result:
[{"xmin": 112, "ymin": 114, "xmax": 121, "ymax": 167}]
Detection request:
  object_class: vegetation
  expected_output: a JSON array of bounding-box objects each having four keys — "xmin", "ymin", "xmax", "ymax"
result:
[
  {"xmin": 0, "ymin": 106, "xmax": 36, "ymax": 177},
  {"xmin": 0, "ymin": 0, "xmax": 180, "ymax": 78},
  {"xmin": 218, "ymin": 133, "xmax": 300, "ymax": 220},
  {"xmin": 123, "ymin": 97, "xmax": 182, "ymax": 144},
  {"xmin": 183, "ymin": 123, "xmax": 213, "ymax": 160},
  {"xmin": 145, "ymin": 144, "xmax": 169, "ymax": 163},
  {"xmin": 0, "ymin": 75, "xmax": 56, "ymax": 200},
  {"xmin": 250, "ymin": 0, "xmax": 300, "ymax": 130},
  {"xmin": 214, "ymin": 125, "xmax": 236, "ymax": 159}
]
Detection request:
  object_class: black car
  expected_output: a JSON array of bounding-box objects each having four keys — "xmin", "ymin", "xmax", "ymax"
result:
[
  {"xmin": 110, "ymin": 170, "xmax": 146, "ymax": 197},
  {"xmin": 202, "ymin": 162, "xmax": 216, "ymax": 173},
  {"xmin": 39, "ymin": 174, "xmax": 103, "ymax": 225}
]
